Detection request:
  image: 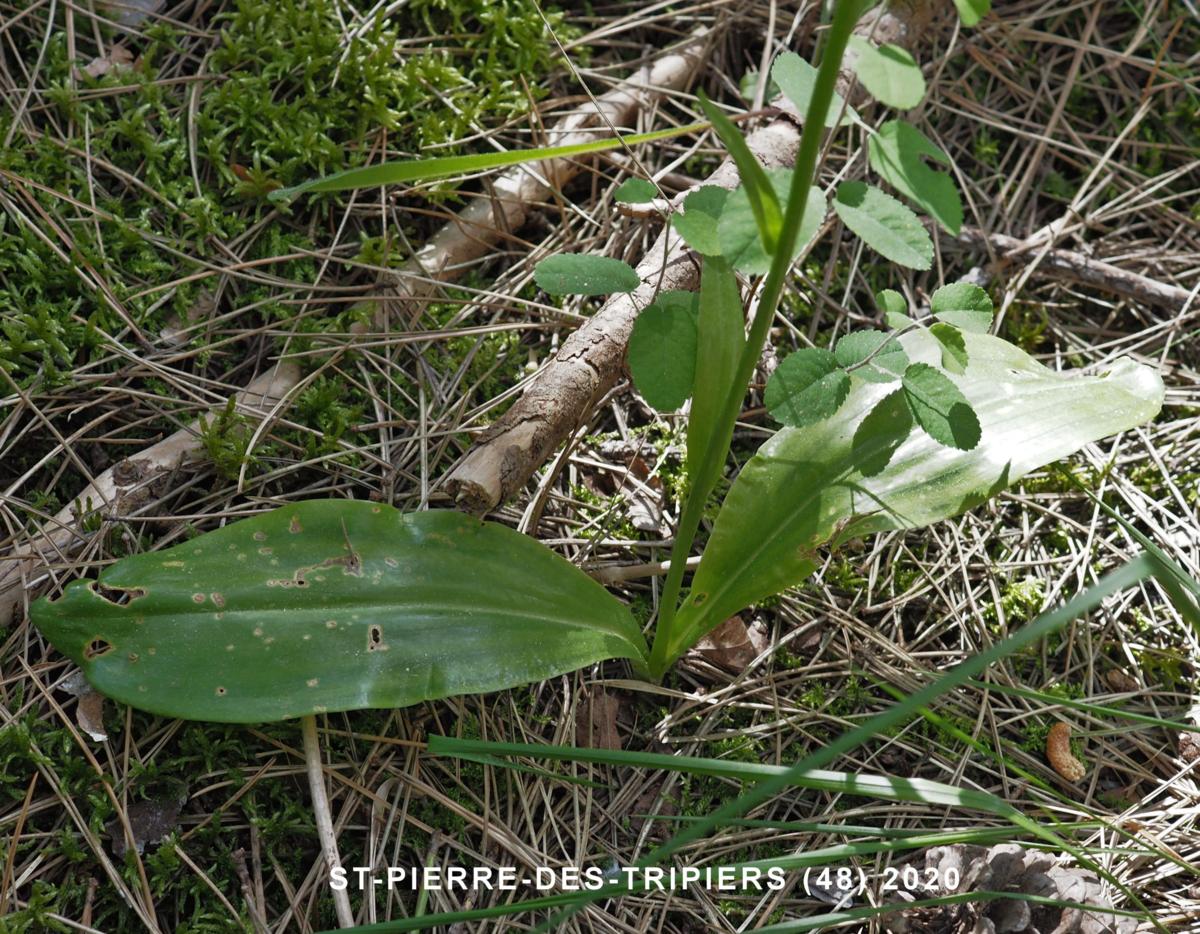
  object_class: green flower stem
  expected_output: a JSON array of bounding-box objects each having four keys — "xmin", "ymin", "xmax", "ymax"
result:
[{"xmin": 647, "ymin": 0, "xmax": 863, "ymax": 680}]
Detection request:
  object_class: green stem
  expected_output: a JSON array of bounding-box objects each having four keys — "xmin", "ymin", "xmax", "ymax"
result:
[{"xmin": 647, "ymin": 0, "xmax": 863, "ymax": 680}]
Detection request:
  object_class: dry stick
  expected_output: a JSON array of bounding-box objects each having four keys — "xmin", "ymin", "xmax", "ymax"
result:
[
  {"xmin": 444, "ymin": 0, "xmax": 941, "ymax": 514},
  {"xmin": 0, "ymin": 362, "xmax": 300, "ymax": 627},
  {"xmin": 0, "ymin": 37, "xmax": 708, "ymax": 625},
  {"xmin": 953, "ymin": 227, "xmax": 1198, "ymax": 313},
  {"xmin": 301, "ymin": 714, "xmax": 354, "ymax": 929}
]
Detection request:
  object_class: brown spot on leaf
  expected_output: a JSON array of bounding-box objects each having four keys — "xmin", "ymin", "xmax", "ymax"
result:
[{"xmin": 289, "ymin": 515, "xmax": 303, "ymax": 534}]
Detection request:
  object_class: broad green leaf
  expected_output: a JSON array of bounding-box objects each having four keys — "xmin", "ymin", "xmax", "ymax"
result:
[
  {"xmin": 931, "ymin": 281, "xmax": 994, "ymax": 332},
  {"xmin": 32, "ymin": 501, "xmax": 648, "ymax": 722},
  {"xmin": 876, "ymin": 288, "xmax": 913, "ymax": 329},
  {"xmin": 834, "ymin": 329, "xmax": 909, "ymax": 383},
  {"xmin": 671, "ymin": 186, "xmax": 728, "ymax": 256},
  {"xmin": 696, "ymin": 90, "xmax": 782, "ymax": 251},
  {"xmin": 719, "ymin": 170, "xmax": 826, "ymax": 274},
  {"xmin": 268, "ymin": 122, "xmax": 705, "ymax": 201},
  {"xmin": 930, "ymin": 322, "xmax": 968, "ymax": 373},
  {"xmin": 771, "ymin": 52, "xmax": 858, "ymax": 127},
  {"xmin": 534, "ymin": 254, "xmax": 640, "ymax": 295},
  {"xmin": 614, "ymin": 178, "xmax": 657, "ymax": 203},
  {"xmin": 687, "ymin": 257, "xmax": 744, "ymax": 499},
  {"xmin": 833, "ymin": 181, "xmax": 933, "ymax": 270},
  {"xmin": 868, "ymin": 120, "xmax": 962, "ymax": 234},
  {"xmin": 666, "ymin": 331, "xmax": 1163, "ymax": 663},
  {"xmin": 954, "ymin": 0, "xmax": 990, "ymax": 26},
  {"xmin": 627, "ymin": 291, "xmax": 699, "ymax": 410},
  {"xmin": 764, "ymin": 348, "xmax": 851, "ymax": 427},
  {"xmin": 902, "ymin": 362, "xmax": 980, "ymax": 449},
  {"xmin": 847, "ymin": 37, "xmax": 926, "ymax": 110}
]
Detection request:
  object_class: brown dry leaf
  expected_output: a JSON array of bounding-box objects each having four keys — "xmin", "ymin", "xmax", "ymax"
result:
[
  {"xmin": 575, "ymin": 687, "xmax": 625, "ymax": 750},
  {"xmin": 60, "ymin": 671, "xmax": 107, "ymax": 742},
  {"xmin": 884, "ymin": 844, "xmax": 1136, "ymax": 934},
  {"xmin": 83, "ymin": 44, "xmax": 134, "ymax": 79},
  {"xmin": 107, "ymin": 793, "xmax": 186, "ymax": 858},
  {"xmin": 1103, "ymin": 669, "xmax": 1140, "ymax": 693},
  {"xmin": 1179, "ymin": 730, "xmax": 1200, "ymax": 763},
  {"xmin": 691, "ymin": 615, "xmax": 769, "ymax": 671},
  {"xmin": 620, "ymin": 454, "xmax": 666, "ymax": 534}
]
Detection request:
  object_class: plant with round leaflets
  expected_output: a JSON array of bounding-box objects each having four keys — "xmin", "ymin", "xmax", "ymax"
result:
[{"xmin": 33, "ymin": 0, "xmax": 1163, "ymax": 723}]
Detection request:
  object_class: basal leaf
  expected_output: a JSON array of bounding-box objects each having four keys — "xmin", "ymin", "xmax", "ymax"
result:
[
  {"xmin": 868, "ymin": 120, "xmax": 963, "ymax": 235},
  {"xmin": 696, "ymin": 90, "xmax": 782, "ymax": 251},
  {"xmin": 834, "ymin": 182, "xmax": 933, "ymax": 270},
  {"xmin": 772, "ymin": 52, "xmax": 857, "ymax": 127},
  {"xmin": 614, "ymin": 178, "xmax": 657, "ymax": 203},
  {"xmin": 719, "ymin": 170, "xmax": 826, "ymax": 275},
  {"xmin": 672, "ymin": 186, "xmax": 728, "ymax": 256},
  {"xmin": 931, "ymin": 281, "xmax": 994, "ymax": 333},
  {"xmin": 902, "ymin": 362, "xmax": 981, "ymax": 450},
  {"xmin": 666, "ymin": 331, "xmax": 1163, "ymax": 663},
  {"xmin": 834, "ymin": 329, "xmax": 909, "ymax": 383},
  {"xmin": 847, "ymin": 37, "xmax": 926, "ymax": 110},
  {"xmin": 628, "ymin": 291, "xmax": 700, "ymax": 411},
  {"xmin": 764, "ymin": 348, "xmax": 851, "ymax": 427},
  {"xmin": 535, "ymin": 254, "xmax": 640, "ymax": 295},
  {"xmin": 32, "ymin": 502, "xmax": 648, "ymax": 722},
  {"xmin": 930, "ymin": 322, "xmax": 968, "ymax": 373},
  {"xmin": 954, "ymin": 0, "xmax": 990, "ymax": 27}
]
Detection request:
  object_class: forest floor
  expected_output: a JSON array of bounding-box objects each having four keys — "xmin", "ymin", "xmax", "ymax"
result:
[{"xmin": 1, "ymin": 0, "xmax": 1199, "ymax": 931}]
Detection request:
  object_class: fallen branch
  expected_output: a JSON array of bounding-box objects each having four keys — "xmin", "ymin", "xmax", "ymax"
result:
[
  {"xmin": 0, "ymin": 37, "xmax": 708, "ymax": 624},
  {"xmin": 444, "ymin": 0, "xmax": 942, "ymax": 514},
  {"xmin": 954, "ymin": 226, "xmax": 1198, "ymax": 312}
]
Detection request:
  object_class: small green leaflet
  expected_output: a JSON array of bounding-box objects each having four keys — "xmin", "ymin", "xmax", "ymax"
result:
[
  {"xmin": 534, "ymin": 254, "xmax": 640, "ymax": 295},
  {"xmin": 930, "ymin": 322, "xmax": 968, "ymax": 373},
  {"xmin": 834, "ymin": 330, "xmax": 909, "ymax": 383},
  {"xmin": 614, "ymin": 178, "xmax": 657, "ymax": 203},
  {"xmin": 719, "ymin": 169, "xmax": 826, "ymax": 274},
  {"xmin": 852, "ymin": 389, "xmax": 913, "ymax": 476},
  {"xmin": 902, "ymin": 362, "xmax": 980, "ymax": 450},
  {"xmin": 847, "ymin": 37, "xmax": 926, "ymax": 110},
  {"xmin": 696, "ymin": 90, "xmax": 782, "ymax": 252},
  {"xmin": 672, "ymin": 186, "xmax": 728, "ymax": 256},
  {"xmin": 764, "ymin": 348, "xmax": 851, "ymax": 427},
  {"xmin": 931, "ymin": 282, "xmax": 994, "ymax": 332},
  {"xmin": 868, "ymin": 120, "xmax": 962, "ymax": 235},
  {"xmin": 772, "ymin": 52, "xmax": 858, "ymax": 127},
  {"xmin": 954, "ymin": 0, "xmax": 990, "ymax": 27},
  {"xmin": 739, "ymin": 68, "xmax": 779, "ymax": 103},
  {"xmin": 876, "ymin": 288, "xmax": 913, "ymax": 329},
  {"xmin": 627, "ymin": 291, "xmax": 699, "ymax": 411},
  {"xmin": 834, "ymin": 182, "xmax": 933, "ymax": 270}
]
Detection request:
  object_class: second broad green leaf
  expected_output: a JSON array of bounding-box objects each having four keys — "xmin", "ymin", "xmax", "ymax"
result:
[
  {"xmin": 627, "ymin": 291, "xmax": 700, "ymax": 411},
  {"xmin": 868, "ymin": 120, "xmax": 963, "ymax": 235},
  {"xmin": 902, "ymin": 362, "xmax": 981, "ymax": 450},
  {"xmin": 31, "ymin": 501, "xmax": 649, "ymax": 722},
  {"xmin": 614, "ymin": 178, "xmax": 657, "ymax": 203},
  {"xmin": 930, "ymin": 322, "xmax": 968, "ymax": 373},
  {"xmin": 535, "ymin": 254, "xmax": 640, "ymax": 295},
  {"xmin": 764, "ymin": 348, "xmax": 851, "ymax": 427},
  {"xmin": 847, "ymin": 37, "xmax": 926, "ymax": 110},
  {"xmin": 834, "ymin": 182, "xmax": 933, "ymax": 270}
]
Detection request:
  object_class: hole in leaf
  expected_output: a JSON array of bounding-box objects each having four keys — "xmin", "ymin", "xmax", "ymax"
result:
[
  {"xmin": 93, "ymin": 584, "xmax": 145, "ymax": 606},
  {"xmin": 84, "ymin": 638, "xmax": 113, "ymax": 659},
  {"xmin": 368, "ymin": 625, "xmax": 385, "ymax": 651}
]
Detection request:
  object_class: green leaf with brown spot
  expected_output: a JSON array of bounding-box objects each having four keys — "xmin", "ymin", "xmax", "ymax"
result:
[{"xmin": 31, "ymin": 502, "xmax": 648, "ymax": 722}]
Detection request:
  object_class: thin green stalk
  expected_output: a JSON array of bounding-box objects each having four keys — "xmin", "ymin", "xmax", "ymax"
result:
[{"xmin": 648, "ymin": 0, "xmax": 864, "ymax": 679}]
